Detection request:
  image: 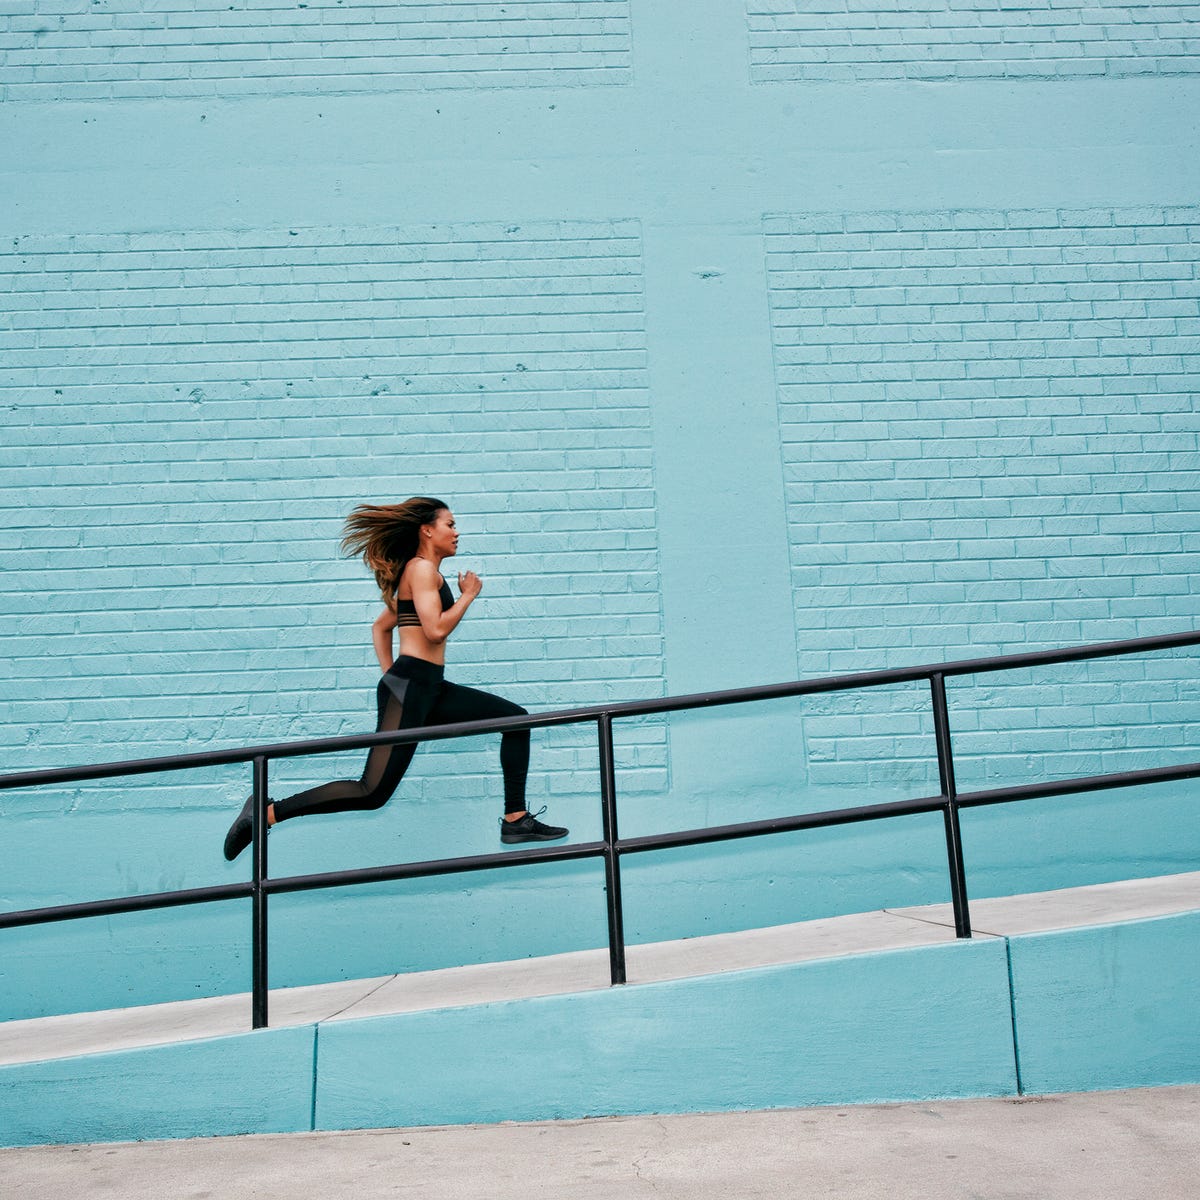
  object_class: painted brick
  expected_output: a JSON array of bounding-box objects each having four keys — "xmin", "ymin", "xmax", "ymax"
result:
[
  {"xmin": 0, "ymin": 220, "xmax": 666, "ymax": 819},
  {"xmin": 750, "ymin": 2, "xmax": 1199, "ymax": 82},
  {"xmin": 765, "ymin": 206, "xmax": 1200, "ymax": 791},
  {"xmin": 1, "ymin": 0, "xmax": 633, "ymax": 101}
]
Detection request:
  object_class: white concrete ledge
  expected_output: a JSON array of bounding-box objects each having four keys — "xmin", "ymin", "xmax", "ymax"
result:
[{"xmin": 887, "ymin": 870, "xmax": 1200, "ymax": 936}]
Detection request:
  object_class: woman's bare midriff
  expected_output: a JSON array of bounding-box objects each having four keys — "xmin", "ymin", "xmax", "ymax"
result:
[{"xmin": 397, "ymin": 627, "xmax": 446, "ymax": 666}]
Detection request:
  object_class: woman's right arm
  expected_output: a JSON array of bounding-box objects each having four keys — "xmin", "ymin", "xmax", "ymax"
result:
[{"xmin": 372, "ymin": 607, "xmax": 398, "ymax": 673}]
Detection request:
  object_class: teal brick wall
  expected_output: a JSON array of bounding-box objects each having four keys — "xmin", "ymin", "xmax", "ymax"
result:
[
  {"xmin": 1, "ymin": 0, "xmax": 1197, "ymax": 1016},
  {"xmin": 1, "ymin": 0, "xmax": 633, "ymax": 100},
  {"xmin": 766, "ymin": 206, "xmax": 1200, "ymax": 793},
  {"xmin": 1, "ymin": 221, "xmax": 665, "ymax": 807},
  {"xmin": 749, "ymin": 1, "xmax": 1200, "ymax": 82}
]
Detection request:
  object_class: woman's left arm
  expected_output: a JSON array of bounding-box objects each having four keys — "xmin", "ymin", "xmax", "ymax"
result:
[{"xmin": 372, "ymin": 608, "xmax": 398, "ymax": 673}]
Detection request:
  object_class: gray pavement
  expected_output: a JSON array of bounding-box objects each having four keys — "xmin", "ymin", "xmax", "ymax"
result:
[{"xmin": 1, "ymin": 1086, "xmax": 1197, "ymax": 1199}]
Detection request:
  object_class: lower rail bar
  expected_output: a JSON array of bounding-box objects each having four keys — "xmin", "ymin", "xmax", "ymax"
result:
[
  {"xmin": 0, "ymin": 882, "xmax": 252, "ymax": 931},
  {"xmin": 5, "ymin": 759, "xmax": 1194, "ymax": 933}
]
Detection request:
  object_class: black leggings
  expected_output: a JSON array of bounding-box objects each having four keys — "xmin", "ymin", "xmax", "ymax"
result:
[{"xmin": 271, "ymin": 656, "xmax": 530, "ymax": 823}]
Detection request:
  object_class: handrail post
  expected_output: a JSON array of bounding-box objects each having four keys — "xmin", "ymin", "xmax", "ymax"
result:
[
  {"xmin": 597, "ymin": 713, "xmax": 627, "ymax": 984},
  {"xmin": 930, "ymin": 673, "xmax": 972, "ymax": 939},
  {"xmin": 251, "ymin": 754, "xmax": 270, "ymax": 1028}
]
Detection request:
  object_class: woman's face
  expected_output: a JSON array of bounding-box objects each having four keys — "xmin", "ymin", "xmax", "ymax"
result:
[{"xmin": 423, "ymin": 509, "xmax": 459, "ymax": 558}]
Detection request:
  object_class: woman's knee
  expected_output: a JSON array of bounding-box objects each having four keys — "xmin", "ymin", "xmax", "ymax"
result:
[
  {"xmin": 359, "ymin": 792, "xmax": 392, "ymax": 812},
  {"xmin": 351, "ymin": 779, "xmax": 397, "ymax": 811}
]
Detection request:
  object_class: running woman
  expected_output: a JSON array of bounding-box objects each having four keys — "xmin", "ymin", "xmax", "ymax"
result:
[{"xmin": 222, "ymin": 498, "xmax": 568, "ymax": 860}]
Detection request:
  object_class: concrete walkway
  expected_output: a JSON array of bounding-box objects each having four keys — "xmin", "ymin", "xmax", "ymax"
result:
[{"xmin": 1, "ymin": 1086, "xmax": 1197, "ymax": 1199}]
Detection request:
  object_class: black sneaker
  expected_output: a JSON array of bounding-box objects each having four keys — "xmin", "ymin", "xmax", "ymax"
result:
[
  {"xmin": 222, "ymin": 794, "xmax": 264, "ymax": 862},
  {"xmin": 500, "ymin": 807, "xmax": 568, "ymax": 844}
]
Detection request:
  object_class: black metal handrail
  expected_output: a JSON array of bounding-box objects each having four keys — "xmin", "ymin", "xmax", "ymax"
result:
[{"xmin": 2, "ymin": 628, "xmax": 1199, "ymax": 1029}]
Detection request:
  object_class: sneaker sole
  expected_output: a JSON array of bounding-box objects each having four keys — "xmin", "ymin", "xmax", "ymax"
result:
[{"xmin": 500, "ymin": 831, "xmax": 569, "ymax": 844}]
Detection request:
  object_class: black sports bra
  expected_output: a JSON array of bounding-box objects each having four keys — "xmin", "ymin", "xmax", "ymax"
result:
[{"xmin": 395, "ymin": 580, "xmax": 454, "ymax": 627}]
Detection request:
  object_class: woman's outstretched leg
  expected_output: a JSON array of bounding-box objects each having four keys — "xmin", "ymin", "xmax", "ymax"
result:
[
  {"xmin": 222, "ymin": 667, "xmax": 433, "ymax": 860},
  {"xmin": 270, "ymin": 693, "xmax": 415, "ymax": 821},
  {"xmin": 223, "ymin": 665, "xmax": 567, "ymax": 859}
]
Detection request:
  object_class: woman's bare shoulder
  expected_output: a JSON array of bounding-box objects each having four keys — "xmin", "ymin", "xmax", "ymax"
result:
[{"xmin": 403, "ymin": 557, "xmax": 441, "ymax": 591}]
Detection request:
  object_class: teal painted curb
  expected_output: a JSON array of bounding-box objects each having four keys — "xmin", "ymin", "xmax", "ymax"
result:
[
  {"xmin": 1008, "ymin": 910, "xmax": 1200, "ymax": 1095},
  {"xmin": 5, "ymin": 910, "xmax": 1200, "ymax": 1147},
  {"xmin": 315, "ymin": 938, "xmax": 1019, "ymax": 1130},
  {"xmin": 0, "ymin": 1025, "xmax": 315, "ymax": 1149}
]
